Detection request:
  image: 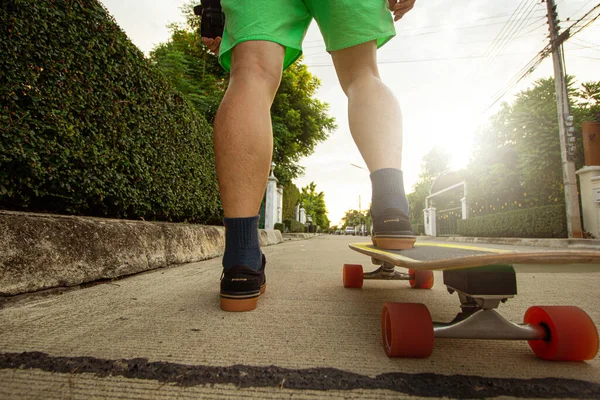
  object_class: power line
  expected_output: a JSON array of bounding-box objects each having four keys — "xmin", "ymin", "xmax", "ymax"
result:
[
  {"xmin": 302, "ymin": 14, "xmax": 546, "ymax": 49},
  {"xmin": 479, "ymin": 0, "xmax": 530, "ymax": 62},
  {"xmin": 567, "ymin": 0, "xmax": 596, "ymax": 21},
  {"xmin": 474, "ymin": 0, "xmax": 543, "ymax": 79},
  {"xmin": 301, "ymin": 11, "xmax": 546, "ymax": 46},
  {"xmin": 483, "ymin": 42, "xmax": 550, "ymax": 113},
  {"xmin": 396, "ymin": 12, "xmax": 545, "ymax": 33},
  {"xmin": 305, "ymin": 50, "xmax": 538, "ymax": 68},
  {"xmin": 482, "ymin": 1, "xmax": 600, "ymax": 114},
  {"xmin": 485, "ymin": 0, "xmax": 540, "ymax": 63},
  {"xmin": 572, "ymin": 36, "xmax": 600, "ymax": 47},
  {"xmin": 453, "ymin": 1, "xmax": 546, "ymax": 105},
  {"xmin": 565, "ymin": 2, "xmax": 600, "ymax": 37}
]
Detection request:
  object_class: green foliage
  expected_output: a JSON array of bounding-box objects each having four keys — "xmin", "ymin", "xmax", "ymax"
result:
[
  {"xmin": 150, "ymin": 4, "xmax": 336, "ymax": 186},
  {"xmin": 407, "ymin": 180, "xmax": 430, "ymax": 226},
  {"xmin": 412, "ymin": 223, "xmax": 424, "ymax": 235},
  {"xmin": 342, "ymin": 209, "xmax": 365, "ymax": 228},
  {"xmin": 420, "ymin": 146, "xmax": 451, "ymax": 182},
  {"xmin": 457, "ymin": 205, "xmax": 567, "ymax": 238},
  {"xmin": 0, "ymin": 0, "xmax": 221, "ymax": 223},
  {"xmin": 407, "ymin": 146, "xmax": 452, "ymax": 225},
  {"xmin": 299, "ymin": 182, "xmax": 330, "ymax": 230},
  {"xmin": 467, "ymin": 77, "xmax": 599, "ymax": 213},
  {"xmin": 149, "ymin": 23, "xmax": 227, "ymax": 125},
  {"xmin": 283, "ymin": 219, "xmax": 305, "ymax": 233},
  {"xmin": 273, "ymin": 222, "xmax": 285, "ymax": 233},
  {"xmin": 272, "ymin": 62, "xmax": 336, "ymax": 185},
  {"xmin": 282, "ymin": 182, "xmax": 300, "ymax": 220}
]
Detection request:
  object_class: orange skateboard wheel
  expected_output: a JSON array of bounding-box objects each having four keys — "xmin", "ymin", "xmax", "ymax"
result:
[
  {"xmin": 524, "ymin": 306, "xmax": 599, "ymax": 361},
  {"xmin": 343, "ymin": 264, "xmax": 363, "ymax": 288},
  {"xmin": 381, "ymin": 302, "xmax": 434, "ymax": 358},
  {"xmin": 409, "ymin": 269, "xmax": 434, "ymax": 289}
]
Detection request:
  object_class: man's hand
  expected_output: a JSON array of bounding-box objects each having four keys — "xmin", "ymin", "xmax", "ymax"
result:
[
  {"xmin": 388, "ymin": 0, "xmax": 415, "ymax": 21},
  {"xmin": 202, "ymin": 37, "xmax": 222, "ymax": 55}
]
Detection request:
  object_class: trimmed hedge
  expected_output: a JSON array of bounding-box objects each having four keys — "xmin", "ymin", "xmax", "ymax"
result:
[
  {"xmin": 273, "ymin": 223, "xmax": 285, "ymax": 233},
  {"xmin": 457, "ymin": 205, "xmax": 567, "ymax": 238},
  {"xmin": 283, "ymin": 219, "xmax": 305, "ymax": 233},
  {"xmin": 0, "ymin": 0, "xmax": 222, "ymax": 223},
  {"xmin": 411, "ymin": 223, "xmax": 424, "ymax": 235}
]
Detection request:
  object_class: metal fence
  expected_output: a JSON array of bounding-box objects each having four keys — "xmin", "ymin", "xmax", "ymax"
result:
[{"xmin": 436, "ymin": 207, "xmax": 462, "ymax": 236}]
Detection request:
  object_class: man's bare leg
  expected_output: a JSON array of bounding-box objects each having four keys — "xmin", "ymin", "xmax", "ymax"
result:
[
  {"xmin": 332, "ymin": 41, "xmax": 415, "ymax": 249},
  {"xmin": 214, "ymin": 41, "xmax": 284, "ymax": 311},
  {"xmin": 332, "ymin": 41, "xmax": 402, "ymax": 172},
  {"xmin": 214, "ymin": 41, "xmax": 284, "ymax": 218}
]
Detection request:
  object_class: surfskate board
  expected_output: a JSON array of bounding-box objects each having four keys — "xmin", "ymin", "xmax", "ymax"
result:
[{"xmin": 345, "ymin": 241, "xmax": 600, "ymax": 361}]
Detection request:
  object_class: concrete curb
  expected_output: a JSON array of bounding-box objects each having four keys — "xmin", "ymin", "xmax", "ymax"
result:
[
  {"xmin": 440, "ymin": 235, "xmax": 600, "ymax": 250},
  {"xmin": 0, "ymin": 210, "xmax": 283, "ymax": 296},
  {"xmin": 282, "ymin": 233, "xmax": 321, "ymax": 240}
]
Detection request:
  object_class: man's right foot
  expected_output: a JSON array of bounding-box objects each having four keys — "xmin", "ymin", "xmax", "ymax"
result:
[
  {"xmin": 220, "ymin": 255, "xmax": 266, "ymax": 312},
  {"xmin": 371, "ymin": 208, "xmax": 416, "ymax": 250}
]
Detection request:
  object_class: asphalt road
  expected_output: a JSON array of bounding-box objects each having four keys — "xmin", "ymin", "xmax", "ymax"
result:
[{"xmin": 1, "ymin": 235, "xmax": 599, "ymax": 399}]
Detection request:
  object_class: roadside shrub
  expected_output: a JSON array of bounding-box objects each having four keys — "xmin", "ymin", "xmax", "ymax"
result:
[
  {"xmin": 284, "ymin": 219, "xmax": 305, "ymax": 233},
  {"xmin": 0, "ymin": 0, "xmax": 222, "ymax": 223},
  {"xmin": 411, "ymin": 222, "xmax": 424, "ymax": 235},
  {"xmin": 457, "ymin": 205, "xmax": 567, "ymax": 238},
  {"xmin": 273, "ymin": 223, "xmax": 285, "ymax": 232},
  {"xmin": 291, "ymin": 220, "xmax": 305, "ymax": 233}
]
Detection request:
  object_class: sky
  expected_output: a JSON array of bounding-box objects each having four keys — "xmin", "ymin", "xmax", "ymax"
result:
[{"xmin": 99, "ymin": 0, "xmax": 600, "ymax": 226}]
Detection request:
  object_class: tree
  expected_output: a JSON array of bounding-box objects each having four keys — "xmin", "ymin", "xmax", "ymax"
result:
[
  {"xmin": 282, "ymin": 182, "xmax": 300, "ymax": 220},
  {"xmin": 149, "ymin": 24, "xmax": 227, "ymax": 124},
  {"xmin": 464, "ymin": 103, "xmax": 522, "ymax": 215},
  {"xmin": 149, "ymin": 3, "xmax": 336, "ymax": 186},
  {"xmin": 299, "ymin": 182, "xmax": 330, "ymax": 230},
  {"xmin": 271, "ymin": 61, "xmax": 336, "ymax": 185},
  {"xmin": 465, "ymin": 77, "xmax": 599, "ymax": 215},
  {"xmin": 341, "ymin": 209, "xmax": 365, "ymax": 228},
  {"xmin": 407, "ymin": 146, "xmax": 452, "ymax": 225}
]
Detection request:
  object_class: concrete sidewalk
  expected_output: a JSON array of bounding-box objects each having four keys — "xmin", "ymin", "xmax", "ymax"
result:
[
  {"xmin": 440, "ymin": 235, "xmax": 600, "ymax": 250},
  {"xmin": 1, "ymin": 236, "xmax": 599, "ymax": 399}
]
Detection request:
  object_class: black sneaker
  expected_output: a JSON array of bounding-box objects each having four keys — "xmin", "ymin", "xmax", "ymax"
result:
[
  {"xmin": 220, "ymin": 255, "xmax": 266, "ymax": 312},
  {"xmin": 371, "ymin": 208, "xmax": 416, "ymax": 250}
]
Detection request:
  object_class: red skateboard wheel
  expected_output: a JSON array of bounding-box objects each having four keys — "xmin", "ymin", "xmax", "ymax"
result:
[
  {"xmin": 409, "ymin": 269, "xmax": 434, "ymax": 289},
  {"xmin": 381, "ymin": 302, "xmax": 434, "ymax": 358},
  {"xmin": 524, "ymin": 305, "xmax": 599, "ymax": 361},
  {"xmin": 343, "ymin": 264, "xmax": 363, "ymax": 288}
]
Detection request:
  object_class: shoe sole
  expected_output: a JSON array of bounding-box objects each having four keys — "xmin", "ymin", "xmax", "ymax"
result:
[
  {"xmin": 372, "ymin": 236, "xmax": 416, "ymax": 250},
  {"xmin": 220, "ymin": 283, "xmax": 266, "ymax": 312}
]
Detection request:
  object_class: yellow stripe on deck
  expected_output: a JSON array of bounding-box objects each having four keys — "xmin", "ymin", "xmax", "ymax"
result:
[
  {"xmin": 414, "ymin": 242, "xmax": 509, "ymax": 254},
  {"xmin": 350, "ymin": 243, "xmax": 424, "ymax": 263},
  {"xmin": 350, "ymin": 241, "xmax": 510, "ymax": 265}
]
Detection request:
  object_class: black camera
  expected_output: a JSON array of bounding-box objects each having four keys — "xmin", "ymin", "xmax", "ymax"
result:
[{"xmin": 194, "ymin": 0, "xmax": 225, "ymax": 39}]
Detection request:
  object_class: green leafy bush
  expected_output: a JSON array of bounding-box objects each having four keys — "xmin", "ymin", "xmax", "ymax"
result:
[
  {"xmin": 0, "ymin": 0, "xmax": 221, "ymax": 223},
  {"xmin": 291, "ymin": 220, "xmax": 305, "ymax": 233},
  {"xmin": 283, "ymin": 219, "xmax": 305, "ymax": 233},
  {"xmin": 457, "ymin": 205, "xmax": 567, "ymax": 238},
  {"xmin": 273, "ymin": 223, "xmax": 285, "ymax": 233},
  {"xmin": 411, "ymin": 223, "xmax": 424, "ymax": 235}
]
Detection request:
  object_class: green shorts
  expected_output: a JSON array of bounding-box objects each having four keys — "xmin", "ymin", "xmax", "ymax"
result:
[{"xmin": 218, "ymin": 0, "xmax": 396, "ymax": 72}]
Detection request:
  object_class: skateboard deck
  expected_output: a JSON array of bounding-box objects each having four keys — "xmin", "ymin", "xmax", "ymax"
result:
[
  {"xmin": 349, "ymin": 241, "xmax": 600, "ymax": 271},
  {"xmin": 345, "ymin": 241, "xmax": 600, "ymax": 361}
]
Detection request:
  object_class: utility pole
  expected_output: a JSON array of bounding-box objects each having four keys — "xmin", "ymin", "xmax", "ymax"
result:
[{"xmin": 545, "ymin": 0, "xmax": 583, "ymax": 238}]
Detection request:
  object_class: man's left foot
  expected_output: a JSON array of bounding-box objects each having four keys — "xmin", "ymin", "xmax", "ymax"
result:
[
  {"xmin": 220, "ymin": 255, "xmax": 266, "ymax": 312},
  {"xmin": 371, "ymin": 208, "xmax": 416, "ymax": 250}
]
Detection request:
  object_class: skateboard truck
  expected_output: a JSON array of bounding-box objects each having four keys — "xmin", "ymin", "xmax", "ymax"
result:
[
  {"xmin": 363, "ymin": 262, "xmax": 411, "ymax": 281},
  {"xmin": 434, "ymin": 266, "xmax": 546, "ymax": 341},
  {"xmin": 345, "ymin": 257, "xmax": 599, "ymax": 361},
  {"xmin": 344, "ymin": 261, "xmax": 434, "ymax": 289}
]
